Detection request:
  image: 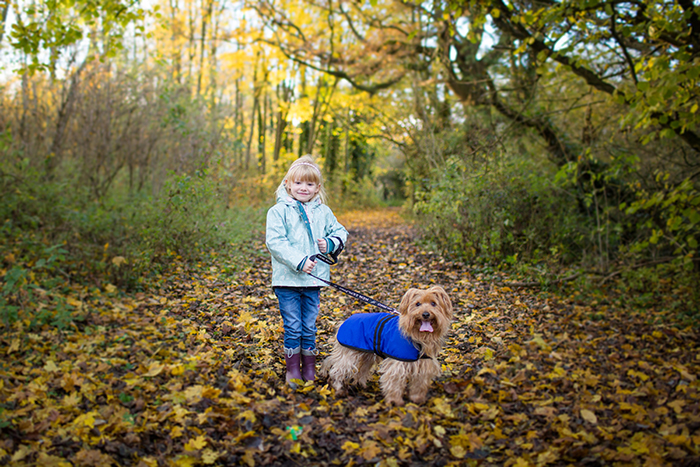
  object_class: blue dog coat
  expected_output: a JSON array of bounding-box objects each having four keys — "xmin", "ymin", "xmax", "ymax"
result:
[{"xmin": 337, "ymin": 313, "xmax": 428, "ymax": 362}]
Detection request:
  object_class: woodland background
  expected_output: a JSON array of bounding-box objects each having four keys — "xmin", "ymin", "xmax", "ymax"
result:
[{"xmin": 0, "ymin": 0, "xmax": 699, "ymax": 465}]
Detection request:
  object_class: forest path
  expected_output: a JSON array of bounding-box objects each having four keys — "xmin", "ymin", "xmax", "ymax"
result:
[
  {"xmin": 169, "ymin": 208, "xmax": 700, "ymax": 466},
  {"xmin": 1, "ymin": 208, "xmax": 698, "ymax": 466}
]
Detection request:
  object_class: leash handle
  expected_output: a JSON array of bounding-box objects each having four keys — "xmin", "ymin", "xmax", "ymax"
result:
[
  {"xmin": 295, "ymin": 202, "xmax": 394, "ymax": 314},
  {"xmin": 296, "ymin": 200, "xmax": 344, "ymax": 266},
  {"xmin": 309, "ymin": 247, "xmax": 343, "ymax": 266}
]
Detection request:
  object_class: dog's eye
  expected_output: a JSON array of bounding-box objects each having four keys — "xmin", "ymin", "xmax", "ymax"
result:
[
  {"xmin": 415, "ymin": 302, "xmax": 421, "ymax": 307},
  {"xmin": 431, "ymin": 301, "xmax": 437, "ymax": 307}
]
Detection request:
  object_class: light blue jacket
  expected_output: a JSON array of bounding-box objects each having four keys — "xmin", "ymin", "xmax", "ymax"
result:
[{"xmin": 266, "ymin": 184, "xmax": 348, "ymax": 287}]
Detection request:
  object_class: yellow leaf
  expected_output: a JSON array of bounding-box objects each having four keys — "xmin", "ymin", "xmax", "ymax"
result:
[
  {"xmin": 36, "ymin": 452, "xmax": 73, "ymax": 467},
  {"xmin": 432, "ymin": 398, "xmax": 454, "ymax": 417},
  {"xmin": 627, "ymin": 369, "xmax": 649, "ymax": 381},
  {"xmin": 11, "ymin": 445, "xmax": 31, "ymax": 462},
  {"xmin": 112, "ymin": 256, "xmax": 127, "ymax": 266},
  {"xmin": 105, "ymin": 284, "xmax": 117, "ymax": 294},
  {"xmin": 674, "ymin": 364, "xmax": 696, "ymax": 382},
  {"xmin": 44, "ymin": 360, "xmax": 59, "ymax": 373},
  {"xmin": 342, "ymin": 441, "xmax": 360, "ymax": 453},
  {"xmin": 238, "ymin": 410, "xmax": 257, "ymax": 423},
  {"xmin": 124, "ymin": 377, "xmax": 142, "ymax": 386},
  {"xmin": 547, "ymin": 365, "xmax": 567, "ymax": 379},
  {"xmin": 184, "ymin": 435, "xmax": 207, "ymax": 451},
  {"xmin": 201, "ymin": 449, "xmax": 220, "ymax": 464},
  {"xmin": 434, "ymin": 425, "xmax": 446, "ymax": 437},
  {"xmin": 477, "ymin": 367, "xmax": 496, "ymax": 376},
  {"xmin": 183, "ymin": 385, "xmax": 204, "ymax": 403},
  {"xmin": 66, "ymin": 297, "xmax": 84, "ymax": 309},
  {"xmin": 666, "ymin": 434, "xmax": 688, "ymax": 445},
  {"xmin": 360, "ymin": 440, "xmax": 383, "ymax": 460},
  {"xmin": 580, "ymin": 409, "xmax": 597, "ymax": 424},
  {"xmin": 450, "ymin": 445, "xmax": 466, "ymax": 458},
  {"xmin": 73, "ymin": 411, "xmax": 100, "ymax": 429},
  {"xmin": 144, "ymin": 362, "xmax": 164, "ymax": 377},
  {"xmin": 529, "ymin": 334, "xmax": 550, "ymax": 350},
  {"xmin": 668, "ymin": 400, "xmax": 685, "ymax": 414},
  {"xmin": 63, "ymin": 392, "xmax": 81, "ymax": 407},
  {"xmin": 241, "ymin": 451, "xmax": 255, "ymax": 467},
  {"xmin": 138, "ymin": 457, "xmax": 159, "ymax": 467},
  {"xmin": 174, "ymin": 455, "xmax": 198, "ymax": 467}
]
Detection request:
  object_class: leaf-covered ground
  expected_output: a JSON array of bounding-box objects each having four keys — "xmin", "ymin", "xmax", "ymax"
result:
[{"xmin": 1, "ymin": 209, "xmax": 699, "ymax": 466}]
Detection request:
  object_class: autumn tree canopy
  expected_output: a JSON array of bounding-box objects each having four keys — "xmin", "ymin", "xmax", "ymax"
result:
[{"xmin": 1, "ymin": 0, "xmax": 698, "ymax": 291}]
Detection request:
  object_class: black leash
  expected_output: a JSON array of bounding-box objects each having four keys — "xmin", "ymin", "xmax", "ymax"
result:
[
  {"xmin": 295, "ymin": 200, "xmax": 397, "ymax": 314},
  {"xmin": 307, "ymin": 254, "xmax": 399, "ymax": 315}
]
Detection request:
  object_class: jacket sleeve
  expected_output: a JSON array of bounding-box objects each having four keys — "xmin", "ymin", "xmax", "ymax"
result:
[
  {"xmin": 266, "ymin": 206, "xmax": 308, "ymax": 271},
  {"xmin": 322, "ymin": 208, "xmax": 348, "ymax": 253}
]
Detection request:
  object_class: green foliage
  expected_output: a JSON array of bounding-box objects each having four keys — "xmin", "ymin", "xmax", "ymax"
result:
[
  {"xmin": 482, "ymin": 0, "xmax": 700, "ymax": 151},
  {"xmin": 621, "ymin": 175, "xmax": 700, "ymax": 261},
  {"xmin": 0, "ymin": 153, "xmax": 263, "ymax": 328},
  {"xmin": 10, "ymin": 0, "xmax": 146, "ymax": 73},
  {"xmin": 413, "ymin": 155, "xmax": 584, "ymax": 265},
  {"xmin": 615, "ymin": 262, "xmax": 700, "ymax": 324},
  {"xmin": 553, "ymin": 152, "xmax": 640, "ymax": 268}
]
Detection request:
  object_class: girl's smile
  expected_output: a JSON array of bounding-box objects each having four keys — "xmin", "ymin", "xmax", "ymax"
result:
[{"xmin": 289, "ymin": 180, "xmax": 320, "ymax": 202}]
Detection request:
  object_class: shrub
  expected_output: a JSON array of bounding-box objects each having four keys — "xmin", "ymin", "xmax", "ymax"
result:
[
  {"xmin": 0, "ymin": 161, "xmax": 262, "ymax": 327},
  {"xmin": 413, "ymin": 155, "xmax": 585, "ymax": 265}
]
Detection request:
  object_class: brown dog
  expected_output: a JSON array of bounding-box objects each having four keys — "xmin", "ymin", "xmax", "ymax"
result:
[{"xmin": 321, "ymin": 286, "xmax": 453, "ymax": 405}]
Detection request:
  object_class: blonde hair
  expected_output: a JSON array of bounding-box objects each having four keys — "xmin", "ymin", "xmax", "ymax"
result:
[{"xmin": 283, "ymin": 155, "xmax": 327, "ymax": 203}]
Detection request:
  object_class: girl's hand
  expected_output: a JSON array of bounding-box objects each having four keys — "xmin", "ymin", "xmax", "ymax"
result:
[
  {"xmin": 317, "ymin": 238, "xmax": 328, "ymax": 253},
  {"xmin": 302, "ymin": 258, "xmax": 317, "ymax": 274}
]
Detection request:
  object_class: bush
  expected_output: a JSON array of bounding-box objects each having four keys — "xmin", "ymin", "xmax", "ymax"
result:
[
  {"xmin": 413, "ymin": 155, "xmax": 585, "ymax": 266},
  {"xmin": 0, "ymin": 161, "xmax": 262, "ymax": 328}
]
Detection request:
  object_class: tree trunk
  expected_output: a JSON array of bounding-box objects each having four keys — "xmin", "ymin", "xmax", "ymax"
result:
[
  {"xmin": 245, "ymin": 53, "xmax": 261, "ymax": 171},
  {"xmin": 0, "ymin": 1, "xmax": 9, "ymax": 46},
  {"xmin": 273, "ymin": 83, "xmax": 291, "ymax": 162},
  {"xmin": 258, "ymin": 84, "xmax": 266, "ymax": 174},
  {"xmin": 48, "ymin": 58, "xmax": 89, "ymax": 179}
]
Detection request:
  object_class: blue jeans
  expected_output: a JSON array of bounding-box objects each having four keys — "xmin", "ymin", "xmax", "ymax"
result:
[{"xmin": 274, "ymin": 287, "xmax": 321, "ymax": 353}]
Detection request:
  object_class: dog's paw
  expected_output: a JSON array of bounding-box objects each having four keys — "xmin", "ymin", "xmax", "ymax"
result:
[
  {"xmin": 387, "ymin": 398, "xmax": 405, "ymax": 406},
  {"xmin": 408, "ymin": 394, "xmax": 427, "ymax": 404}
]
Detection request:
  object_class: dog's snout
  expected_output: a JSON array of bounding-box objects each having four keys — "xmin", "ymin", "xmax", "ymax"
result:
[{"xmin": 422, "ymin": 311, "xmax": 431, "ymax": 320}]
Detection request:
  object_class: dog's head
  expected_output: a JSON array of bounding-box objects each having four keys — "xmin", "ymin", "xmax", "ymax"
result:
[{"xmin": 397, "ymin": 286, "xmax": 453, "ymax": 345}]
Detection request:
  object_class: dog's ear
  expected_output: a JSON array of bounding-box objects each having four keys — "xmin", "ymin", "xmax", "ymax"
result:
[
  {"xmin": 398, "ymin": 288, "xmax": 421, "ymax": 315},
  {"xmin": 429, "ymin": 286, "xmax": 453, "ymax": 318}
]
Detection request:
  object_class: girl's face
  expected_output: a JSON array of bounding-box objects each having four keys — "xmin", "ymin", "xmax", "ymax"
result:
[{"xmin": 288, "ymin": 179, "xmax": 320, "ymax": 202}]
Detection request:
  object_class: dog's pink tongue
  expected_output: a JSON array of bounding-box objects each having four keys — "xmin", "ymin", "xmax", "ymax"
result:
[{"xmin": 420, "ymin": 320, "xmax": 434, "ymax": 332}]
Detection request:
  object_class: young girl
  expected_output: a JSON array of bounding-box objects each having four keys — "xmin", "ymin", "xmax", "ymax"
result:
[{"xmin": 266, "ymin": 155, "xmax": 348, "ymax": 385}]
